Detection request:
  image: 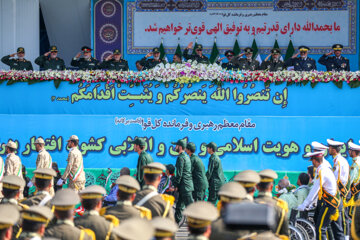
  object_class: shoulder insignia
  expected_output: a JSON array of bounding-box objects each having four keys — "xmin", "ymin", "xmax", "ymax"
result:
[
  {"xmin": 81, "ymin": 228, "xmax": 96, "ymax": 240},
  {"xmin": 275, "ymin": 198, "xmax": 288, "ymax": 212},
  {"xmin": 99, "ymin": 206, "xmax": 109, "ymax": 216},
  {"xmin": 134, "ymin": 205, "xmax": 152, "ymax": 220},
  {"xmin": 160, "ymin": 194, "xmax": 175, "ymax": 206},
  {"xmin": 104, "ymin": 214, "xmax": 120, "ymax": 227}
]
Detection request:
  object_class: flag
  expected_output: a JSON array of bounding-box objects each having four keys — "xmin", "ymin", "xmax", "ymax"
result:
[
  {"xmin": 159, "ymin": 42, "xmax": 168, "ymax": 62},
  {"xmin": 209, "ymin": 41, "xmax": 219, "ymax": 64},
  {"xmin": 285, "ymin": 39, "xmax": 295, "ymax": 61},
  {"xmin": 175, "ymin": 43, "xmax": 182, "ymax": 58},
  {"xmin": 251, "ymin": 38, "xmax": 262, "ymax": 64},
  {"xmin": 233, "ymin": 39, "xmax": 241, "ymax": 56},
  {"xmin": 272, "ymin": 39, "xmax": 283, "ymax": 61}
]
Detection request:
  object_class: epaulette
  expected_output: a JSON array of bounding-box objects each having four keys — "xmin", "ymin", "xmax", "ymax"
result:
[
  {"xmin": 19, "ymin": 198, "xmax": 27, "ymax": 203},
  {"xmin": 99, "ymin": 206, "xmax": 110, "ymax": 216},
  {"xmin": 134, "ymin": 205, "xmax": 152, "ymax": 220},
  {"xmin": 79, "ymin": 228, "xmax": 96, "ymax": 240},
  {"xmin": 274, "ymin": 197, "xmax": 288, "ymax": 212},
  {"xmin": 18, "ymin": 202, "xmax": 29, "ymax": 210},
  {"xmin": 160, "ymin": 194, "xmax": 175, "ymax": 206},
  {"xmin": 104, "ymin": 214, "xmax": 119, "ymax": 227}
]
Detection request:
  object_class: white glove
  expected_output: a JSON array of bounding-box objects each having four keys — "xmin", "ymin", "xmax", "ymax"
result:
[
  {"xmin": 297, "ymin": 205, "xmax": 306, "ymax": 211},
  {"xmin": 56, "ymin": 178, "xmax": 64, "ymax": 186},
  {"xmin": 27, "ymin": 181, "xmax": 33, "ymax": 188}
]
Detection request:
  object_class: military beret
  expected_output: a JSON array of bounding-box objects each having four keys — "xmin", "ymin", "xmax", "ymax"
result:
[
  {"xmin": 186, "ymin": 142, "xmax": 196, "ymax": 152},
  {"xmin": 2, "ymin": 175, "xmax": 25, "ymax": 190},
  {"xmin": 258, "ymin": 169, "xmax": 278, "ymax": 183},
  {"xmin": 327, "ymin": 139, "xmax": 344, "ymax": 147},
  {"xmin": 22, "ymin": 206, "xmax": 53, "ymax": 223},
  {"xmin": 81, "ymin": 46, "xmax": 92, "ymax": 52},
  {"xmin": 34, "ymin": 138, "xmax": 45, "ymax": 145},
  {"xmin": 171, "ymin": 139, "xmax": 186, "ymax": 148},
  {"xmin": 112, "ymin": 218, "xmax": 154, "ymax": 240},
  {"xmin": 143, "ymin": 162, "xmax": 165, "ymax": 175},
  {"xmin": 218, "ymin": 182, "xmax": 247, "ymax": 202},
  {"xmin": 6, "ymin": 140, "xmax": 17, "ymax": 149},
  {"xmin": 113, "ymin": 49, "xmax": 121, "ymax": 55},
  {"xmin": 271, "ymin": 48, "xmax": 281, "ymax": 54},
  {"xmin": 50, "ymin": 45, "xmax": 58, "ymax": 52},
  {"xmin": 130, "ymin": 137, "xmax": 146, "ymax": 147},
  {"xmin": 51, "ymin": 188, "xmax": 80, "ymax": 210},
  {"xmin": 17, "ymin": 47, "xmax": 25, "ymax": 53},
  {"xmin": 79, "ymin": 185, "xmax": 106, "ymax": 199},
  {"xmin": 115, "ymin": 175, "xmax": 140, "ymax": 193},
  {"xmin": 298, "ymin": 46, "xmax": 310, "ymax": 52},
  {"xmin": 206, "ymin": 142, "xmax": 217, "ymax": 151},
  {"xmin": 33, "ymin": 168, "xmax": 57, "ymax": 180},
  {"xmin": 183, "ymin": 201, "xmax": 218, "ymax": 228},
  {"xmin": 311, "ymin": 141, "xmax": 328, "ymax": 151},
  {"xmin": 244, "ymin": 47, "xmax": 254, "ymax": 53},
  {"xmin": 66, "ymin": 135, "xmax": 79, "ymax": 142},
  {"xmin": 349, "ymin": 142, "xmax": 360, "ymax": 151},
  {"xmin": 225, "ymin": 50, "xmax": 235, "ymax": 56},
  {"xmin": 0, "ymin": 204, "xmax": 20, "ymax": 229},
  {"xmin": 234, "ymin": 170, "xmax": 261, "ymax": 187},
  {"xmin": 196, "ymin": 44, "xmax": 203, "ymax": 50},
  {"xmin": 152, "ymin": 47, "xmax": 160, "ymax": 53},
  {"xmin": 151, "ymin": 216, "xmax": 178, "ymax": 238},
  {"xmin": 332, "ymin": 44, "xmax": 343, "ymax": 51}
]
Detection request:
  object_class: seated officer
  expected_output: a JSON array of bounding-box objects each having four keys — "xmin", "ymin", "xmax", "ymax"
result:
[
  {"xmin": 183, "ymin": 201, "xmax": 219, "ymax": 240},
  {"xmin": 231, "ymin": 47, "xmax": 260, "ymax": 71},
  {"xmin": 0, "ymin": 204, "xmax": 20, "ymax": 240},
  {"xmin": 17, "ymin": 206, "xmax": 53, "ymax": 240},
  {"xmin": 172, "ymin": 53, "xmax": 182, "ymax": 64},
  {"xmin": 234, "ymin": 170, "xmax": 261, "ymax": 202},
  {"xmin": 34, "ymin": 45, "xmax": 65, "ymax": 70},
  {"xmin": 112, "ymin": 218, "xmax": 154, "ymax": 240},
  {"xmin": 260, "ymin": 48, "xmax": 285, "ymax": 71},
  {"xmin": 151, "ymin": 217, "xmax": 178, "ymax": 240},
  {"xmin": 71, "ymin": 46, "xmax": 100, "ymax": 70},
  {"xmin": 1, "ymin": 47, "xmax": 33, "ymax": 70},
  {"xmin": 100, "ymin": 49, "xmax": 129, "ymax": 71},
  {"xmin": 285, "ymin": 46, "xmax": 316, "ymax": 71},
  {"xmin": 217, "ymin": 50, "xmax": 238, "ymax": 70},
  {"xmin": 318, "ymin": 44, "xmax": 350, "ymax": 71},
  {"xmin": 45, "ymin": 189, "xmax": 93, "ymax": 240},
  {"xmin": 183, "ymin": 42, "xmax": 210, "ymax": 64},
  {"xmin": 139, "ymin": 48, "xmax": 165, "ymax": 70},
  {"xmin": 75, "ymin": 185, "xmax": 114, "ymax": 240},
  {"xmin": 21, "ymin": 168, "xmax": 56, "ymax": 208}
]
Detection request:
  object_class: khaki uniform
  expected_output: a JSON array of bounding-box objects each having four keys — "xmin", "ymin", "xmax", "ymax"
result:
[
  {"xmin": 62, "ymin": 147, "xmax": 86, "ymax": 191},
  {"xmin": 4, "ymin": 153, "xmax": 23, "ymax": 177},
  {"xmin": 102, "ymin": 200, "xmax": 141, "ymax": 221},
  {"xmin": 133, "ymin": 185, "xmax": 175, "ymax": 221},
  {"xmin": 21, "ymin": 191, "xmax": 52, "ymax": 208},
  {"xmin": 210, "ymin": 218, "xmax": 250, "ymax": 240},
  {"xmin": 45, "ymin": 219, "xmax": 92, "ymax": 240},
  {"xmin": 33, "ymin": 149, "xmax": 54, "ymax": 196},
  {"xmin": 74, "ymin": 210, "xmax": 114, "ymax": 240},
  {"xmin": 18, "ymin": 232, "xmax": 42, "ymax": 240}
]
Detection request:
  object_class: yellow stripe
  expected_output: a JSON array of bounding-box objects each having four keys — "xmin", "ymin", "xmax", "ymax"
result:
[
  {"xmin": 260, "ymin": 178, "xmax": 274, "ymax": 183},
  {"xmin": 80, "ymin": 193, "xmax": 103, "ymax": 199},
  {"xmin": 352, "ymin": 205, "xmax": 360, "ymax": 240},
  {"xmin": 187, "ymin": 217, "xmax": 211, "ymax": 228},
  {"xmin": 118, "ymin": 185, "xmax": 137, "ymax": 193},
  {"xmin": 79, "ymin": 230, "xmax": 85, "ymax": 240},
  {"xmin": 54, "ymin": 205, "xmax": 75, "ymax": 211},
  {"xmin": 22, "ymin": 213, "xmax": 48, "ymax": 223},
  {"xmin": 34, "ymin": 173, "xmax": 53, "ymax": 180},
  {"xmin": 276, "ymin": 208, "xmax": 285, "ymax": 235},
  {"xmin": 342, "ymin": 207, "xmax": 347, "ymax": 235},
  {"xmin": 163, "ymin": 200, "xmax": 170, "ymax": 218},
  {"xmin": 154, "ymin": 231, "xmax": 174, "ymax": 237},
  {"xmin": 3, "ymin": 183, "xmax": 20, "ymax": 190},
  {"xmin": 0, "ymin": 224, "xmax": 12, "ymax": 230},
  {"xmin": 318, "ymin": 207, "xmax": 328, "ymax": 240},
  {"xmin": 105, "ymin": 223, "xmax": 114, "ymax": 240},
  {"xmin": 143, "ymin": 168, "xmax": 163, "ymax": 174},
  {"xmin": 239, "ymin": 182, "xmax": 257, "ymax": 187}
]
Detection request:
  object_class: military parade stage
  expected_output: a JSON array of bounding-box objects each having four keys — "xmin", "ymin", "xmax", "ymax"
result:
[{"xmin": 0, "ymin": 71, "xmax": 360, "ymax": 193}]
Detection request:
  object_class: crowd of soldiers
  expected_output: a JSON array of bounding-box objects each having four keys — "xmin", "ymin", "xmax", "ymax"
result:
[
  {"xmin": 1, "ymin": 135, "xmax": 360, "ymax": 240},
  {"xmin": 1, "ymin": 43, "xmax": 350, "ymax": 72}
]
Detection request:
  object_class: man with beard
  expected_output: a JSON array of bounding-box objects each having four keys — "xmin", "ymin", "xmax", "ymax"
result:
[
  {"xmin": 140, "ymin": 47, "xmax": 165, "ymax": 70},
  {"xmin": 100, "ymin": 49, "xmax": 129, "ymax": 71},
  {"xmin": 260, "ymin": 48, "xmax": 285, "ymax": 71},
  {"xmin": 285, "ymin": 46, "xmax": 316, "ymax": 71},
  {"xmin": 232, "ymin": 47, "xmax": 260, "ymax": 71},
  {"xmin": 1, "ymin": 47, "xmax": 33, "ymax": 70},
  {"xmin": 318, "ymin": 44, "xmax": 350, "ymax": 71},
  {"xmin": 35, "ymin": 45, "xmax": 65, "ymax": 70},
  {"xmin": 206, "ymin": 142, "xmax": 225, "ymax": 204},
  {"xmin": 216, "ymin": 50, "xmax": 238, "ymax": 70},
  {"xmin": 71, "ymin": 46, "xmax": 100, "ymax": 70},
  {"xmin": 130, "ymin": 138, "xmax": 153, "ymax": 187},
  {"xmin": 183, "ymin": 42, "xmax": 210, "ymax": 64}
]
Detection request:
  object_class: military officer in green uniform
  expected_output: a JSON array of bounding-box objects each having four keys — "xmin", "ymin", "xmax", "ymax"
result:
[
  {"xmin": 21, "ymin": 168, "xmax": 56, "ymax": 208},
  {"xmin": 17, "ymin": 206, "xmax": 53, "ymax": 240},
  {"xmin": 75, "ymin": 185, "xmax": 115, "ymax": 240},
  {"xmin": 151, "ymin": 216, "xmax": 178, "ymax": 240},
  {"xmin": 71, "ymin": 46, "xmax": 100, "ymax": 70},
  {"xmin": 139, "ymin": 48, "xmax": 165, "ymax": 70},
  {"xmin": 0, "ymin": 175, "xmax": 26, "ymax": 209},
  {"xmin": 0, "ymin": 204, "xmax": 20, "ymax": 240},
  {"xmin": 45, "ymin": 188, "xmax": 93, "ymax": 240},
  {"xmin": 171, "ymin": 139, "xmax": 194, "ymax": 224},
  {"xmin": 131, "ymin": 138, "xmax": 153, "ymax": 187},
  {"xmin": 260, "ymin": 48, "xmax": 285, "ymax": 71},
  {"xmin": 318, "ymin": 44, "xmax": 350, "ymax": 71},
  {"xmin": 133, "ymin": 162, "xmax": 175, "ymax": 221},
  {"xmin": 210, "ymin": 182, "xmax": 250, "ymax": 240},
  {"xmin": 1, "ymin": 47, "xmax": 33, "ymax": 70},
  {"xmin": 216, "ymin": 50, "xmax": 238, "ymax": 70},
  {"xmin": 232, "ymin": 47, "xmax": 260, "ymax": 71},
  {"xmin": 100, "ymin": 49, "xmax": 129, "ymax": 71},
  {"xmin": 111, "ymin": 218, "xmax": 154, "ymax": 240},
  {"xmin": 206, "ymin": 142, "xmax": 225, "ymax": 204},
  {"xmin": 183, "ymin": 201, "xmax": 219, "ymax": 240},
  {"xmin": 101, "ymin": 175, "xmax": 148, "ymax": 221},
  {"xmin": 255, "ymin": 169, "xmax": 289, "ymax": 237},
  {"xmin": 234, "ymin": 170, "xmax": 261, "ymax": 202},
  {"xmin": 185, "ymin": 142, "xmax": 208, "ymax": 201},
  {"xmin": 34, "ymin": 45, "xmax": 65, "ymax": 70},
  {"xmin": 183, "ymin": 43, "xmax": 210, "ymax": 64}
]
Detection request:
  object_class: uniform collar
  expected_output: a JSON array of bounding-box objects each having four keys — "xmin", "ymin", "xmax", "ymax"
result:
[
  {"xmin": 1, "ymin": 198, "xmax": 18, "ymax": 205},
  {"xmin": 189, "ymin": 235, "xmax": 209, "ymax": 240},
  {"xmin": 6, "ymin": 153, "xmax": 15, "ymax": 158},
  {"xmin": 37, "ymin": 190, "xmax": 51, "ymax": 196},
  {"xmin": 83, "ymin": 210, "xmax": 99, "ymax": 216},
  {"xmin": 143, "ymin": 185, "xmax": 158, "ymax": 192},
  {"xmin": 57, "ymin": 219, "xmax": 74, "ymax": 227},
  {"xmin": 116, "ymin": 200, "xmax": 132, "ymax": 206},
  {"xmin": 257, "ymin": 192, "xmax": 272, "ymax": 198},
  {"xmin": 19, "ymin": 232, "xmax": 42, "ymax": 239},
  {"xmin": 38, "ymin": 149, "xmax": 44, "ymax": 153}
]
